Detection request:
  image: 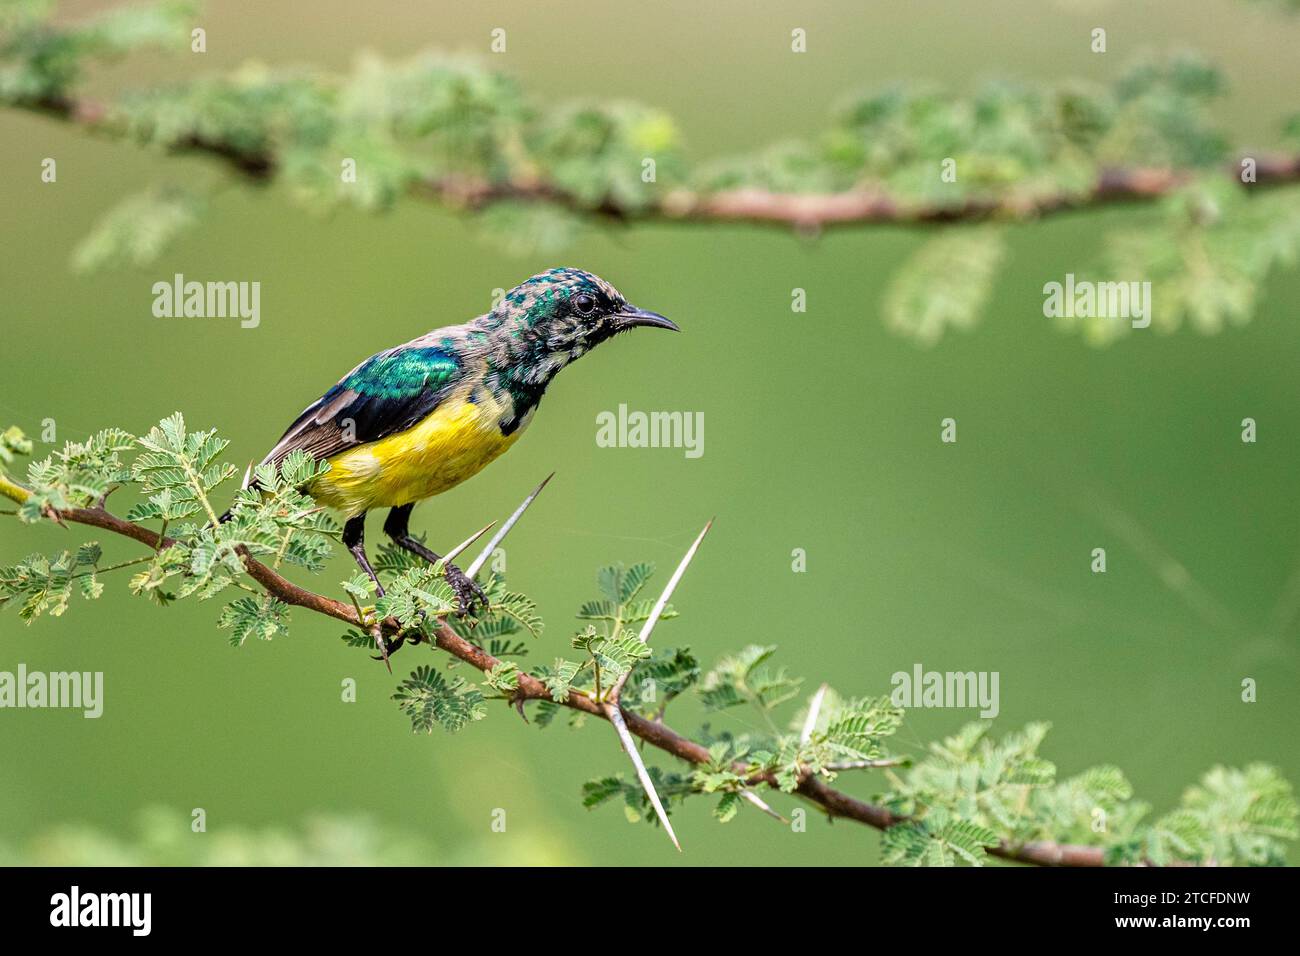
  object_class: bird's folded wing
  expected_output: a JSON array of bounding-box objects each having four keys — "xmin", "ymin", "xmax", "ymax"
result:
[{"xmin": 260, "ymin": 344, "xmax": 463, "ymax": 469}]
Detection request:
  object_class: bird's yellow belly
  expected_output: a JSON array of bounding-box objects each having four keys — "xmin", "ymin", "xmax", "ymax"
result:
[{"xmin": 311, "ymin": 394, "xmax": 526, "ymax": 517}]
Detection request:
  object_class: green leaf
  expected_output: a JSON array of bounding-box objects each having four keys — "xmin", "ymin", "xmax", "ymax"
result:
[
  {"xmin": 483, "ymin": 661, "xmax": 520, "ymax": 694},
  {"xmin": 938, "ymin": 818, "xmax": 1000, "ymax": 865},
  {"xmin": 582, "ymin": 776, "xmax": 625, "ymax": 809},
  {"xmin": 0, "ymin": 425, "xmax": 33, "ymax": 469},
  {"xmin": 72, "ymin": 188, "xmax": 203, "ymax": 272},
  {"xmin": 623, "ymin": 646, "xmax": 699, "ymax": 714},
  {"xmin": 714, "ymin": 791, "xmax": 742, "ymax": 823},
  {"xmin": 18, "ymin": 427, "xmax": 135, "ymax": 521},
  {"xmin": 340, "ymin": 629, "xmax": 379, "ymax": 649},
  {"xmin": 700, "ymin": 644, "xmax": 802, "ymax": 712},
  {"xmin": 392, "ymin": 665, "xmax": 485, "ymax": 733},
  {"xmin": 372, "ymin": 566, "xmax": 457, "ymax": 627},
  {"xmin": 0, "ymin": 544, "xmax": 104, "ymax": 622},
  {"xmin": 579, "ymin": 769, "xmax": 692, "ymax": 827},
  {"xmin": 881, "ymin": 822, "xmax": 934, "ymax": 866},
  {"xmin": 1075, "ymin": 764, "xmax": 1134, "ymax": 804},
  {"xmin": 218, "ymin": 595, "xmax": 289, "ymax": 646},
  {"xmin": 341, "ymin": 574, "xmax": 374, "ymax": 603},
  {"xmin": 1168, "ymin": 763, "xmax": 1300, "ymax": 865},
  {"xmin": 572, "ymin": 626, "xmax": 651, "ymax": 684},
  {"xmin": 881, "ymin": 722, "xmax": 1060, "ymax": 843},
  {"xmin": 131, "ymin": 414, "xmax": 237, "ymax": 528},
  {"xmin": 617, "ymin": 562, "xmax": 655, "ymax": 603},
  {"xmin": 534, "ymin": 658, "xmax": 581, "ymax": 702},
  {"xmin": 881, "ymin": 814, "xmax": 998, "ymax": 867},
  {"xmin": 596, "ymin": 564, "xmax": 627, "ymax": 603},
  {"xmin": 577, "ymin": 598, "xmax": 675, "ymax": 626},
  {"xmin": 883, "ymin": 227, "xmax": 1007, "ymax": 346},
  {"xmin": 485, "ymin": 589, "xmax": 543, "ymax": 638}
]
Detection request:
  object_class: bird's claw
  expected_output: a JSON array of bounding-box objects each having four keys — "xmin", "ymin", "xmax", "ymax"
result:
[
  {"xmin": 444, "ymin": 562, "xmax": 487, "ymax": 617},
  {"xmin": 369, "ymin": 631, "xmax": 405, "ymax": 664}
]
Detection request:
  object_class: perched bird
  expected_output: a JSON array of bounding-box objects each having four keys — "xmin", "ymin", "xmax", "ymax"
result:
[{"xmin": 251, "ymin": 267, "xmax": 677, "ymax": 613}]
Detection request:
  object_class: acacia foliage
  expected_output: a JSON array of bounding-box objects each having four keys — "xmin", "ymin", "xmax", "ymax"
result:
[
  {"xmin": 3, "ymin": 1, "xmax": 1299, "ymax": 344},
  {"xmin": 1, "ymin": 416, "xmax": 1296, "ymax": 866}
]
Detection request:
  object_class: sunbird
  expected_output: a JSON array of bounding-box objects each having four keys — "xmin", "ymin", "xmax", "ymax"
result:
[{"xmin": 252, "ymin": 267, "xmax": 677, "ymax": 613}]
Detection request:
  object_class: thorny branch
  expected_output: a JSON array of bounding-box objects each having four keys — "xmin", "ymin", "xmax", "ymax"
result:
[{"xmin": 0, "ymin": 473, "xmax": 1112, "ymax": 866}]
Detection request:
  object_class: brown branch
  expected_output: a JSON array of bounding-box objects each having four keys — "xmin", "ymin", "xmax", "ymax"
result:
[
  {"xmin": 1, "ymin": 481, "xmax": 1109, "ymax": 867},
  {"xmin": 15, "ymin": 95, "xmax": 1300, "ymax": 231},
  {"xmin": 408, "ymin": 157, "xmax": 1300, "ymax": 232}
]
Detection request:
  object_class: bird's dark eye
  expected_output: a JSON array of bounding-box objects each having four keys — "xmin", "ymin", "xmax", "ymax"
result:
[{"xmin": 572, "ymin": 293, "xmax": 597, "ymax": 317}]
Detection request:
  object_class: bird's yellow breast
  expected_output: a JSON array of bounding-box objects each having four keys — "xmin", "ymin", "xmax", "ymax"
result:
[{"xmin": 310, "ymin": 387, "xmax": 528, "ymax": 517}]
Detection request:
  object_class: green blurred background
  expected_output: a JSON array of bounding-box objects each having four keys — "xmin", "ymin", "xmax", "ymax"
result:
[{"xmin": 1, "ymin": 0, "xmax": 1298, "ymax": 865}]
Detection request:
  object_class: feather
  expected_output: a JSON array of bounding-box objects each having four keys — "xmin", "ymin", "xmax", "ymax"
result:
[{"xmin": 259, "ymin": 342, "xmax": 463, "ymax": 470}]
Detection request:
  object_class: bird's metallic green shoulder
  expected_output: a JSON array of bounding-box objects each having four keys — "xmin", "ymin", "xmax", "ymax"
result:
[{"xmin": 342, "ymin": 346, "xmax": 461, "ymax": 400}]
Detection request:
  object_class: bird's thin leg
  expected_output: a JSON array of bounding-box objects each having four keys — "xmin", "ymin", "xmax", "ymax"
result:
[
  {"xmin": 383, "ymin": 503, "xmax": 487, "ymax": 616},
  {"xmin": 345, "ymin": 513, "xmax": 409, "ymax": 661},
  {"xmin": 343, "ymin": 513, "xmax": 384, "ymax": 597}
]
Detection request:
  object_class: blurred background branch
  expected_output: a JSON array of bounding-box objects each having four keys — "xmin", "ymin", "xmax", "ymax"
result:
[{"xmin": 4, "ymin": 0, "xmax": 1300, "ymax": 343}]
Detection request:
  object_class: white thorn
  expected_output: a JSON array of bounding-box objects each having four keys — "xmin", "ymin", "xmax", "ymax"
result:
[
  {"xmin": 466, "ymin": 473, "xmax": 554, "ymax": 579},
  {"xmin": 800, "ymin": 682, "xmax": 829, "ymax": 745},
  {"xmin": 636, "ymin": 518, "xmax": 713, "ymax": 646},
  {"xmin": 443, "ymin": 521, "xmax": 496, "ymax": 564},
  {"xmin": 607, "ymin": 518, "xmax": 714, "ymax": 704},
  {"xmin": 740, "ymin": 789, "xmax": 789, "ymax": 824},
  {"xmin": 607, "ymin": 705, "xmax": 681, "ymax": 851}
]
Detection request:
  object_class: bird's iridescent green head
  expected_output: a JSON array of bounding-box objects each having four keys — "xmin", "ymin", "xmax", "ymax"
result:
[{"xmin": 486, "ymin": 268, "xmax": 677, "ymax": 376}]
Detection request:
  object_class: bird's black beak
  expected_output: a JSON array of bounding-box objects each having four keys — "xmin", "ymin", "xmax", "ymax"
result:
[{"xmin": 613, "ymin": 305, "xmax": 679, "ymax": 332}]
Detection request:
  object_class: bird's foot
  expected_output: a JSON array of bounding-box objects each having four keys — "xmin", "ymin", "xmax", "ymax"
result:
[
  {"xmin": 370, "ymin": 630, "xmax": 421, "ymax": 665},
  {"xmin": 444, "ymin": 561, "xmax": 488, "ymax": 617},
  {"xmin": 372, "ymin": 632, "xmax": 403, "ymax": 658}
]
